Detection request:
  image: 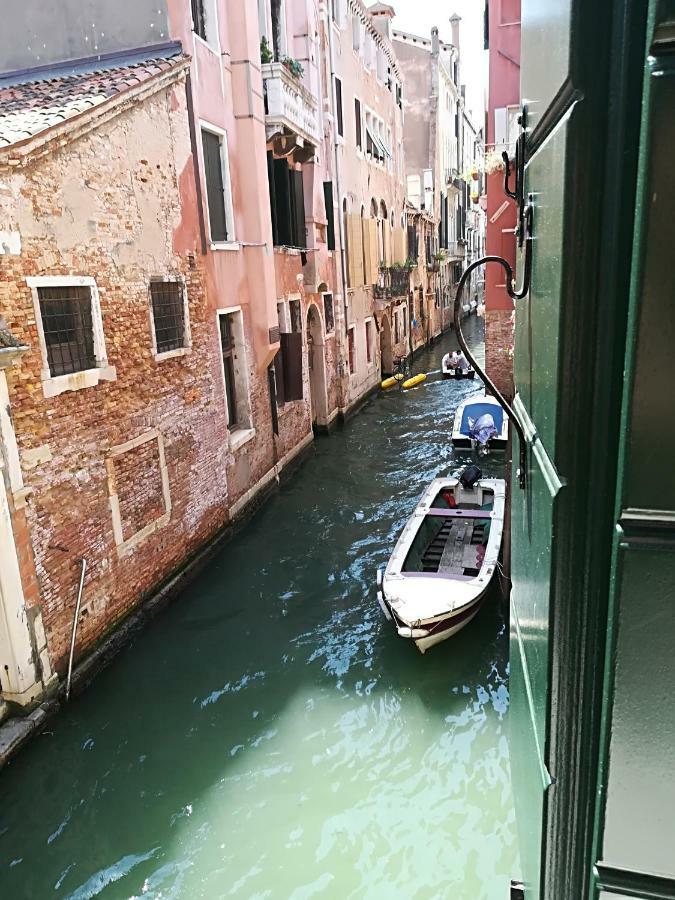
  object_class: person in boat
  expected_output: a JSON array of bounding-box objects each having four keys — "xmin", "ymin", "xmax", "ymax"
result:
[
  {"xmin": 455, "ymin": 351, "xmax": 470, "ymax": 373},
  {"xmin": 469, "ymin": 413, "xmax": 498, "ymax": 449}
]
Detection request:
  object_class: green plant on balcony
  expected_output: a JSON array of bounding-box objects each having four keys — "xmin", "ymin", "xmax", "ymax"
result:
[
  {"xmin": 433, "ymin": 250, "xmax": 448, "ymax": 263},
  {"xmin": 282, "ymin": 56, "xmax": 305, "ymax": 80},
  {"xmin": 260, "ymin": 36, "xmax": 273, "ymax": 64}
]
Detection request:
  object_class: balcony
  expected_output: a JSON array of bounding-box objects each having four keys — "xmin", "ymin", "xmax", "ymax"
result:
[
  {"xmin": 262, "ymin": 62, "xmax": 320, "ymax": 148},
  {"xmin": 374, "ymin": 266, "xmax": 411, "ymax": 299}
]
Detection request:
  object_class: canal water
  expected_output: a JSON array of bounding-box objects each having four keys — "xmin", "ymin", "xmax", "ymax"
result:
[{"xmin": 0, "ymin": 318, "xmax": 518, "ymax": 899}]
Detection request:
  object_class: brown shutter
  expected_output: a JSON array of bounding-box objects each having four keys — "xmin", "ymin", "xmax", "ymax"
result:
[
  {"xmin": 274, "ymin": 348, "xmax": 285, "ymax": 406},
  {"xmin": 291, "ymin": 169, "xmax": 306, "ymax": 248},
  {"xmin": 202, "ymin": 130, "xmax": 228, "ymax": 242},
  {"xmin": 323, "ymin": 181, "xmax": 335, "ymax": 251},
  {"xmin": 274, "ymin": 158, "xmax": 292, "ymax": 246},
  {"xmin": 281, "ymin": 331, "xmax": 303, "ymax": 401}
]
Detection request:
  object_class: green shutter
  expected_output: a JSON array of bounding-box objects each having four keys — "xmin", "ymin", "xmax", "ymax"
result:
[
  {"xmin": 323, "ymin": 181, "xmax": 335, "ymax": 251},
  {"xmin": 202, "ymin": 130, "xmax": 228, "ymax": 243}
]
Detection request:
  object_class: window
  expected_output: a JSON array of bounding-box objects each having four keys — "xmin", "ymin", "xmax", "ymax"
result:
[
  {"xmin": 289, "ymin": 298, "xmax": 302, "ymax": 334},
  {"xmin": 335, "ymin": 77, "xmax": 344, "ymax": 137},
  {"xmin": 354, "ymin": 98, "xmax": 362, "ymax": 150},
  {"xmin": 267, "ymin": 153, "xmax": 306, "ymax": 248},
  {"xmin": 394, "ymin": 309, "xmax": 399, "ymax": 344},
  {"xmin": 191, "ymin": 0, "xmax": 206, "ymax": 40},
  {"xmin": 323, "ymin": 294, "xmax": 334, "ymax": 333},
  {"xmin": 150, "ymin": 281, "xmax": 188, "ymax": 355},
  {"xmin": 347, "ymin": 326, "xmax": 355, "ymax": 373},
  {"xmin": 403, "ymin": 307, "xmax": 408, "ymax": 337},
  {"xmin": 219, "ymin": 314, "xmax": 238, "ymax": 428},
  {"xmin": 323, "ymin": 181, "xmax": 336, "ymax": 251},
  {"xmin": 37, "ymin": 285, "xmax": 96, "ymax": 376},
  {"xmin": 201, "ymin": 127, "xmax": 233, "ymax": 244},
  {"xmin": 219, "ymin": 310, "xmax": 253, "ymax": 433},
  {"xmin": 365, "ymin": 319, "xmax": 373, "ymax": 364},
  {"xmin": 28, "ymin": 276, "xmax": 115, "ymax": 397}
]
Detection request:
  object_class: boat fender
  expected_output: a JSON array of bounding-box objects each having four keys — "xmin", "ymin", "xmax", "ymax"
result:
[
  {"xmin": 376, "ymin": 569, "xmax": 383, "ymax": 587},
  {"xmin": 396, "ymin": 625, "xmax": 430, "ymax": 639},
  {"xmin": 402, "ymin": 373, "xmax": 426, "ymax": 390},
  {"xmin": 380, "ymin": 374, "xmax": 405, "ymax": 389}
]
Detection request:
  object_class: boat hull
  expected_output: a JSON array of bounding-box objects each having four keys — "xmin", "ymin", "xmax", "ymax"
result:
[
  {"xmin": 380, "ymin": 590, "xmax": 485, "ymax": 653},
  {"xmin": 442, "ymin": 368, "xmax": 475, "ymax": 380}
]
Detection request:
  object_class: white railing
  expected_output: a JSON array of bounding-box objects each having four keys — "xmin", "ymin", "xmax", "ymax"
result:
[{"xmin": 262, "ymin": 62, "xmax": 320, "ymax": 147}]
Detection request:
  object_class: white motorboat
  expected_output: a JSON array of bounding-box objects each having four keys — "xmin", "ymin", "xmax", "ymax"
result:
[
  {"xmin": 441, "ymin": 352, "xmax": 475, "ymax": 379},
  {"xmin": 377, "ymin": 468, "xmax": 506, "ymax": 654},
  {"xmin": 451, "ymin": 394, "xmax": 509, "ymax": 451}
]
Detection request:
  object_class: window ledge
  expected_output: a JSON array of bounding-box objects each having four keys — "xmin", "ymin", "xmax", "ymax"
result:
[
  {"xmin": 42, "ymin": 365, "xmax": 116, "ymax": 398},
  {"xmin": 154, "ymin": 346, "xmax": 191, "ymax": 362},
  {"xmin": 229, "ymin": 427, "xmax": 256, "ymax": 452},
  {"xmin": 274, "ymin": 246, "xmax": 305, "ymax": 255},
  {"xmin": 210, "ymin": 241, "xmax": 240, "ymax": 252}
]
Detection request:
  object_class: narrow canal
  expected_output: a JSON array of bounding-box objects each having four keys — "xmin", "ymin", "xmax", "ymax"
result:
[{"xmin": 0, "ymin": 318, "xmax": 517, "ymax": 899}]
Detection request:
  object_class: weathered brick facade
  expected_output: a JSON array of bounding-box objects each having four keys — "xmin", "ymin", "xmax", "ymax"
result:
[
  {"xmin": 0, "ymin": 72, "xmax": 238, "ymax": 677},
  {"xmin": 485, "ymin": 308, "xmax": 515, "ymax": 400}
]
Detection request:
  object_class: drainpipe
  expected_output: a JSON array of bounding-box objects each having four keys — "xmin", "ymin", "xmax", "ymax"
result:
[
  {"xmin": 325, "ymin": 3, "xmax": 350, "ymax": 402},
  {"xmin": 65, "ymin": 557, "xmax": 86, "ymax": 702}
]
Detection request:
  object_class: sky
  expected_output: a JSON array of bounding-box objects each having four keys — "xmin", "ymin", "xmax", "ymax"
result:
[{"xmin": 390, "ymin": 0, "xmax": 488, "ymax": 126}]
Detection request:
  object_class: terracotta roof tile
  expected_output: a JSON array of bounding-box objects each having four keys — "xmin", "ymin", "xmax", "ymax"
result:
[{"xmin": 0, "ymin": 53, "xmax": 186, "ymax": 150}]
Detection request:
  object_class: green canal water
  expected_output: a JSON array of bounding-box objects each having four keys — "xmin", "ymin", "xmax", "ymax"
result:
[{"xmin": 0, "ymin": 320, "xmax": 518, "ymax": 899}]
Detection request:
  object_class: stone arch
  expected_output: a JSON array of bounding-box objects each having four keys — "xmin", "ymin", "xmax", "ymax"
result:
[{"xmin": 306, "ymin": 303, "xmax": 328, "ymax": 428}]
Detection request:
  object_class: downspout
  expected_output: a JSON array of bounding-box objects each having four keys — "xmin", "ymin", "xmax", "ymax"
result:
[
  {"xmin": 65, "ymin": 558, "xmax": 87, "ymax": 702},
  {"xmin": 325, "ymin": 4, "xmax": 350, "ymax": 402}
]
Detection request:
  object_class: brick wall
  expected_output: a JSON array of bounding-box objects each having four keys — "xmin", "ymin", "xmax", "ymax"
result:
[
  {"xmin": 485, "ymin": 308, "xmax": 515, "ymax": 400},
  {"xmin": 0, "ymin": 80, "xmax": 234, "ymax": 673}
]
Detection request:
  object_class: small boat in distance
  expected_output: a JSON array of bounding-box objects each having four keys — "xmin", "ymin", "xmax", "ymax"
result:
[
  {"xmin": 451, "ymin": 394, "xmax": 508, "ymax": 452},
  {"xmin": 377, "ymin": 467, "xmax": 505, "ymax": 653},
  {"xmin": 442, "ymin": 350, "xmax": 475, "ymax": 379}
]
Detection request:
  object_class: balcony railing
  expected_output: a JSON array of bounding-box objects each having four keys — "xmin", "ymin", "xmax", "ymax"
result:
[
  {"xmin": 262, "ymin": 62, "xmax": 320, "ymax": 147},
  {"xmin": 374, "ymin": 266, "xmax": 411, "ymax": 299}
]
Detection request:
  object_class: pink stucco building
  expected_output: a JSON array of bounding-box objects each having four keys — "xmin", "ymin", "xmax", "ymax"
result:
[{"xmin": 485, "ymin": 0, "xmax": 521, "ymax": 397}]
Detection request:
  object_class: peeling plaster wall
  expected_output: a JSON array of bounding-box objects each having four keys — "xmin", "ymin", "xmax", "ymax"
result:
[{"xmin": 0, "ymin": 81, "xmax": 232, "ymax": 673}]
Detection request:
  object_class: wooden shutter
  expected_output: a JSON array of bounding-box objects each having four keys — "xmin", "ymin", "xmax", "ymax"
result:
[
  {"xmin": 291, "ymin": 169, "xmax": 306, "ymax": 248},
  {"xmin": 274, "ymin": 158, "xmax": 292, "ymax": 246},
  {"xmin": 280, "ymin": 332, "xmax": 303, "ymax": 401},
  {"xmin": 323, "ymin": 181, "xmax": 335, "ymax": 251},
  {"xmin": 267, "ymin": 151, "xmax": 278, "ymax": 246},
  {"xmin": 365, "ymin": 219, "xmax": 378, "ymax": 284},
  {"xmin": 202, "ymin": 130, "xmax": 228, "ymax": 242},
  {"xmin": 383, "ymin": 224, "xmax": 390, "ymax": 266},
  {"xmin": 335, "ymin": 77, "xmax": 344, "ymax": 136},
  {"xmin": 354, "ymin": 98, "xmax": 362, "ymax": 148},
  {"xmin": 273, "ymin": 348, "xmax": 285, "ymax": 406}
]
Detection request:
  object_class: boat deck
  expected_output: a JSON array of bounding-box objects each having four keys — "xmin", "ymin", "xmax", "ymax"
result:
[{"xmin": 420, "ymin": 518, "xmax": 488, "ymax": 576}]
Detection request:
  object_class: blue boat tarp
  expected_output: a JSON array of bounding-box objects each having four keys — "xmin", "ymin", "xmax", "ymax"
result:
[{"xmin": 459, "ymin": 402, "xmax": 504, "ymax": 436}]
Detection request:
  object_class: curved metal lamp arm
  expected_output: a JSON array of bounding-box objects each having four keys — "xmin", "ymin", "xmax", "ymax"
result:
[{"xmin": 453, "ymin": 252, "xmax": 531, "ymax": 489}]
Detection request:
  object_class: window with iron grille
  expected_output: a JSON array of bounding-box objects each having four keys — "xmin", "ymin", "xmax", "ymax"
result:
[
  {"xmin": 37, "ymin": 286, "xmax": 96, "ymax": 377},
  {"xmin": 219, "ymin": 314, "xmax": 238, "ymax": 428},
  {"xmin": 323, "ymin": 294, "xmax": 334, "ymax": 333},
  {"xmin": 150, "ymin": 281, "xmax": 186, "ymax": 354}
]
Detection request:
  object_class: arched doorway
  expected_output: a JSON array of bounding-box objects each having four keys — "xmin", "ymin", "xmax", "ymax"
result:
[
  {"xmin": 380, "ymin": 314, "xmax": 393, "ymax": 376},
  {"xmin": 306, "ymin": 304, "xmax": 328, "ymax": 428}
]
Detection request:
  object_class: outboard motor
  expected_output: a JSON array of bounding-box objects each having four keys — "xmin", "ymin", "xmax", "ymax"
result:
[
  {"xmin": 459, "ymin": 465, "xmax": 482, "ymax": 490},
  {"xmin": 468, "ymin": 413, "xmax": 498, "ymax": 455}
]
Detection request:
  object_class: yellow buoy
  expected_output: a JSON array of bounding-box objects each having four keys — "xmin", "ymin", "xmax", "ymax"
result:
[
  {"xmin": 402, "ymin": 373, "xmax": 427, "ymax": 389},
  {"xmin": 380, "ymin": 373, "xmax": 405, "ymax": 389}
]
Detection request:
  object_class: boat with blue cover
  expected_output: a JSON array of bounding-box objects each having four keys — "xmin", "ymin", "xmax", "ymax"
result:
[{"xmin": 451, "ymin": 394, "xmax": 509, "ymax": 451}]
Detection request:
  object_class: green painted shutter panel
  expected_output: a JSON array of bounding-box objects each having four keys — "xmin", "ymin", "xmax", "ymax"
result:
[
  {"xmin": 323, "ymin": 181, "xmax": 335, "ymax": 251},
  {"xmin": 202, "ymin": 130, "xmax": 228, "ymax": 242},
  {"xmin": 267, "ymin": 151, "xmax": 279, "ymax": 247},
  {"xmin": 291, "ymin": 169, "xmax": 306, "ymax": 249},
  {"xmin": 280, "ymin": 332, "xmax": 303, "ymax": 401},
  {"xmin": 274, "ymin": 158, "xmax": 292, "ymax": 246}
]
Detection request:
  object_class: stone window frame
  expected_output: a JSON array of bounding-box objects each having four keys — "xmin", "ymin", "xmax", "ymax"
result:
[
  {"xmin": 364, "ymin": 316, "xmax": 374, "ymax": 367},
  {"xmin": 106, "ymin": 428, "xmax": 172, "ymax": 557},
  {"xmin": 26, "ymin": 275, "xmax": 116, "ymax": 399},
  {"xmin": 199, "ymin": 119, "xmax": 237, "ymax": 251},
  {"xmin": 216, "ymin": 306, "xmax": 255, "ymax": 451},
  {"xmin": 148, "ymin": 275, "xmax": 193, "ymax": 362}
]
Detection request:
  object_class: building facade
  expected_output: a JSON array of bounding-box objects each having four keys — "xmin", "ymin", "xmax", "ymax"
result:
[{"xmin": 484, "ymin": 0, "xmax": 520, "ymax": 398}]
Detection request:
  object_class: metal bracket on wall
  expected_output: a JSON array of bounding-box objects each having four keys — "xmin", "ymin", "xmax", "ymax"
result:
[{"xmin": 453, "ymin": 110, "xmax": 533, "ymax": 489}]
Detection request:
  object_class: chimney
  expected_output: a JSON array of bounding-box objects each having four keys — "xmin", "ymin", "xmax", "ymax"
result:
[
  {"xmin": 370, "ymin": 4, "xmax": 396, "ymax": 40},
  {"xmin": 450, "ymin": 13, "xmax": 461, "ymax": 50},
  {"xmin": 431, "ymin": 26, "xmax": 439, "ymax": 57}
]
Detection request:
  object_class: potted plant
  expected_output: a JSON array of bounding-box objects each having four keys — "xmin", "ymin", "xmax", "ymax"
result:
[
  {"xmin": 260, "ymin": 36, "xmax": 273, "ymax": 64},
  {"xmin": 282, "ymin": 57, "xmax": 304, "ymax": 80}
]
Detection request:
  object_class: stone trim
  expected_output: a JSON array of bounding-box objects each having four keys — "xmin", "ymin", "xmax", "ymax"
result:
[{"xmin": 106, "ymin": 429, "xmax": 172, "ymax": 557}]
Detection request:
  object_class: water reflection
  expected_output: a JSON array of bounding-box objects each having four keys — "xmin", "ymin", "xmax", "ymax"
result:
[{"xmin": 0, "ymin": 318, "xmax": 517, "ymax": 899}]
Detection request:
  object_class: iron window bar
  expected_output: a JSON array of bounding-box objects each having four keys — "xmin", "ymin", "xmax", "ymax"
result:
[
  {"xmin": 150, "ymin": 281, "xmax": 186, "ymax": 353},
  {"xmin": 38, "ymin": 286, "xmax": 96, "ymax": 376}
]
